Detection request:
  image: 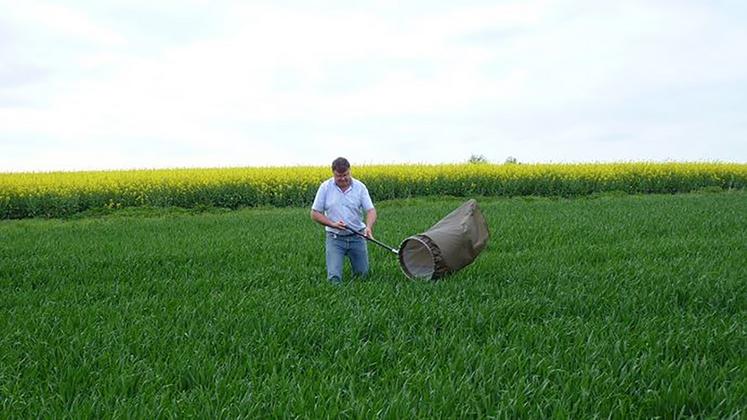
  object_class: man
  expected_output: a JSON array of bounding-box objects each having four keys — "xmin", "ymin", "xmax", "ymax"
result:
[{"xmin": 311, "ymin": 157, "xmax": 377, "ymax": 284}]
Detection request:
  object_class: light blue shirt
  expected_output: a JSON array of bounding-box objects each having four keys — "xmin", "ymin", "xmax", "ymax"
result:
[{"xmin": 312, "ymin": 177, "xmax": 374, "ymax": 234}]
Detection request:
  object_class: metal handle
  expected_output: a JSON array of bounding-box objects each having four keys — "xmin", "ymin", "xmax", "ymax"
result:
[{"xmin": 342, "ymin": 226, "xmax": 399, "ymax": 255}]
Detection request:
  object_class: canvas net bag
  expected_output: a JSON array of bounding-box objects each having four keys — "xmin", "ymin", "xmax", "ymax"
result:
[{"xmin": 398, "ymin": 199, "xmax": 489, "ymax": 280}]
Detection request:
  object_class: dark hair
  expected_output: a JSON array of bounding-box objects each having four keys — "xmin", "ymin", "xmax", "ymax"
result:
[{"xmin": 331, "ymin": 157, "xmax": 350, "ymax": 173}]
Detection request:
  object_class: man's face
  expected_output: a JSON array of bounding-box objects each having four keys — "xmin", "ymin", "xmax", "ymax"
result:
[{"xmin": 333, "ymin": 169, "xmax": 351, "ymax": 190}]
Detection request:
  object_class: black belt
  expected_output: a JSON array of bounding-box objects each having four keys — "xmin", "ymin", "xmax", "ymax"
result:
[{"xmin": 327, "ymin": 231, "xmax": 355, "ymax": 238}]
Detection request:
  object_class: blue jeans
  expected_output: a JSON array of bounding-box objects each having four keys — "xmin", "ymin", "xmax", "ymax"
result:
[{"xmin": 325, "ymin": 232, "xmax": 369, "ymax": 283}]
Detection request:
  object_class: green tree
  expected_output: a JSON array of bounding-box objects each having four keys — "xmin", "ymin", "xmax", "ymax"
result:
[{"xmin": 468, "ymin": 154, "xmax": 489, "ymax": 164}]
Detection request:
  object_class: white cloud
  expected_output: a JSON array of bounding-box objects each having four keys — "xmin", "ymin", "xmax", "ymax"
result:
[
  {"xmin": 1, "ymin": 0, "xmax": 746, "ymax": 172},
  {"xmin": 3, "ymin": 1, "xmax": 125, "ymax": 46}
]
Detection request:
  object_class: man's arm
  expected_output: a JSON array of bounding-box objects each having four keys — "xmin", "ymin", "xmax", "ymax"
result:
[
  {"xmin": 364, "ymin": 208, "xmax": 377, "ymax": 238},
  {"xmin": 311, "ymin": 209, "xmax": 346, "ymax": 230},
  {"xmin": 310, "ymin": 181, "xmax": 344, "ymax": 230}
]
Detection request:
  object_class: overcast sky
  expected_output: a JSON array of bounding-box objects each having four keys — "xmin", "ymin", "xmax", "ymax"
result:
[{"xmin": 1, "ymin": 0, "xmax": 746, "ymax": 172}]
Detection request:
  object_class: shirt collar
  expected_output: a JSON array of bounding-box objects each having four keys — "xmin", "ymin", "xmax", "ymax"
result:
[{"xmin": 333, "ymin": 178, "xmax": 354, "ymax": 193}]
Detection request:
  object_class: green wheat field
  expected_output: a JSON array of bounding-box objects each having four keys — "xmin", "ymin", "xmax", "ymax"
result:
[{"xmin": 1, "ymin": 190, "xmax": 745, "ymax": 417}]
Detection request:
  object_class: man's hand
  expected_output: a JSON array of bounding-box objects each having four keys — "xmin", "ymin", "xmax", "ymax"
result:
[
  {"xmin": 311, "ymin": 210, "xmax": 348, "ymax": 232},
  {"xmin": 364, "ymin": 226, "xmax": 373, "ymax": 239}
]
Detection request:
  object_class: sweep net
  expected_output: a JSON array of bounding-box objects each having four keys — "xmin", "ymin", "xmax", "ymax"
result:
[{"xmin": 398, "ymin": 199, "xmax": 489, "ymax": 280}]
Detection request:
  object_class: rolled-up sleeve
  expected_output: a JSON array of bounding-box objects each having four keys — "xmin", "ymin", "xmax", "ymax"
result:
[
  {"xmin": 360, "ymin": 184, "xmax": 374, "ymax": 211},
  {"xmin": 311, "ymin": 182, "xmax": 326, "ymax": 212}
]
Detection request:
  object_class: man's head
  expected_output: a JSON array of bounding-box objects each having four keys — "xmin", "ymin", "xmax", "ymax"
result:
[{"xmin": 332, "ymin": 157, "xmax": 351, "ymax": 190}]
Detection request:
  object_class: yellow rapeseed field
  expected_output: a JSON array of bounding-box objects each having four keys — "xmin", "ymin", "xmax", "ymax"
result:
[{"xmin": 1, "ymin": 162, "xmax": 745, "ymax": 218}]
